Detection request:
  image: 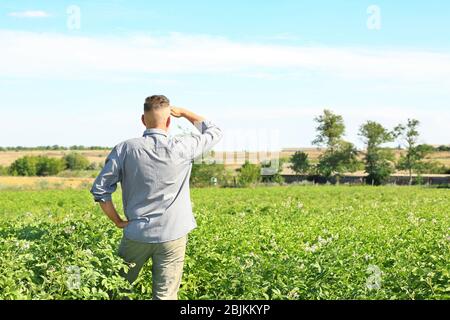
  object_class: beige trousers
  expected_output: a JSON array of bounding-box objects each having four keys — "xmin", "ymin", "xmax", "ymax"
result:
[{"xmin": 118, "ymin": 235, "xmax": 187, "ymax": 300}]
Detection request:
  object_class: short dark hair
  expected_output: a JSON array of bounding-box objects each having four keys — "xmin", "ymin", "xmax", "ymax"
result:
[{"xmin": 144, "ymin": 95, "xmax": 170, "ymax": 112}]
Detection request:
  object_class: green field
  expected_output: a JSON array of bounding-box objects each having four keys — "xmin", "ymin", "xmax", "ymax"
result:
[{"xmin": 0, "ymin": 186, "xmax": 449, "ymax": 300}]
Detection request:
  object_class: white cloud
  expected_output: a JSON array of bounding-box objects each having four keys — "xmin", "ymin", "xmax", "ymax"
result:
[
  {"xmin": 0, "ymin": 30, "xmax": 450, "ymax": 84},
  {"xmin": 8, "ymin": 11, "xmax": 50, "ymax": 18}
]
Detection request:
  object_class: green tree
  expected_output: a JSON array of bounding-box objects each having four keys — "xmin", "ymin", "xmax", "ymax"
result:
[
  {"xmin": 394, "ymin": 119, "xmax": 431, "ymax": 184},
  {"xmin": 359, "ymin": 121, "xmax": 395, "ymax": 185},
  {"xmin": 312, "ymin": 109, "xmax": 345, "ymax": 150},
  {"xmin": 9, "ymin": 156, "xmax": 38, "ymax": 176},
  {"xmin": 289, "ymin": 151, "xmax": 310, "ymax": 176},
  {"xmin": 64, "ymin": 152, "xmax": 90, "ymax": 170},
  {"xmin": 36, "ymin": 156, "xmax": 65, "ymax": 176},
  {"xmin": 312, "ymin": 110, "xmax": 360, "ymax": 180},
  {"xmin": 237, "ymin": 161, "xmax": 261, "ymax": 187},
  {"xmin": 315, "ymin": 141, "xmax": 359, "ymax": 179}
]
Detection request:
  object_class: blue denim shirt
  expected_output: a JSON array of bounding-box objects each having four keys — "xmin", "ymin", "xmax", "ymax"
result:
[{"xmin": 90, "ymin": 120, "xmax": 223, "ymax": 243}]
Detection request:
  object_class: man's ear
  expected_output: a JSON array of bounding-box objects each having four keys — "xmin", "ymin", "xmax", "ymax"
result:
[
  {"xmin": 166, "ymin": 116, "xmax": 171, "ymax": 129},
  {"xmin": 141, "ymin": 114, "xmax": 146, "ymax": 127}
]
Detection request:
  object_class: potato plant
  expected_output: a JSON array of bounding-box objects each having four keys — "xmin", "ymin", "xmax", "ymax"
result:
[{"xmin": 0, "ymin": 186, "xmax": 448, "ymax": 299}]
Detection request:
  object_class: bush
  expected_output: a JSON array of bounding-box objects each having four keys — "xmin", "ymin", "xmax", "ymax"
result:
[
  {"xmin": 415, "ymin": 161, "xmax": 449, "ymax": 175},
  {"xmin": 87, "ymin": 162, "xmax": 99, "ymax": 170},
  {"xmin": 290, "ymin": 151, "xmax": 310, "ymax": 176},
  {"xmin": 190, "ymin": 163, "xmax": 231, "ymax": 187},
  {"xmin": 9, "ymin": 156, "xmax": 38, "ymax": 176},
  {"xmin": 9, "ymin": 156, "xmax": 65, "ymax": 176},
  {"xmin": 437, "ymin": 145, "xmax": 450, "ymax": 152},
  {"xmin": 36, "ymin": 157, "xmax": 65, "ymax": 176},
  {"xmin": 237, "ymin": 161, "xmax": 261, "ymax": 187},
  {"xmin": 64, "ymin": 152, "xmax": 90, "ymax": 170},
  {"xmin": 0, "ymin": 165, "xmax": 8, "ymax": 176}
]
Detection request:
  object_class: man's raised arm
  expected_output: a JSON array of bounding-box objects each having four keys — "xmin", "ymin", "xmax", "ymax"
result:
[{"xmin": 171, "ymin": 107, "xmax": 223, "ymax": 161}]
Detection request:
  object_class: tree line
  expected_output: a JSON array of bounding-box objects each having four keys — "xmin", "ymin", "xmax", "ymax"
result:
[
  {"xmin": 0, "ymin": 145, "xmax": 111, "ymax": 152},
  {"xmin": 290, "ymin": 110, "xmax": 449, "ymax": 185},
  {"xmin": 0, "ymin": 109, "xmax": 448, "ymax": 186},
  {"xmin": 0, "ymin": 153, "xmax": 99, "ymax": 177}
]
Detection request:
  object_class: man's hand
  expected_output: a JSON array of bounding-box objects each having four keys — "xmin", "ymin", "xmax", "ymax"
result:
[
  {"xmin": 99, "ymin": 201, "xmax": 129, "ymax": 229},
  {"xmin": 171, "ymin": 106, "xmax": 205, "ymax": 125},
  {"xmin": 170, "ymin": 106, "xmax": 184, "ymax": 118},
  {"xmin": 115, "ymin": 219, "xmax": 129, "ymax": 229}
]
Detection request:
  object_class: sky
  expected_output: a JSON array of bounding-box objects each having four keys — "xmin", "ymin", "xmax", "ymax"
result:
[{"xmin": 0, "ymin": 0, "xmax": 449, "ymax": 151}]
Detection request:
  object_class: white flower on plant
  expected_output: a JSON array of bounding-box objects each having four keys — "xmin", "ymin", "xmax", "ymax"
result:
[
  {"xmin": 366, "ymin": 264, "xmax": 383, "ymax": 291},
  {"xmin": 249, "ymin": 252, "xmax": 259, "ymax": 259},
  {"xmin": 15, "ymin": 240, "xmax": 31, "ymax": 250},
  {"xmin": 270, "ymin": 237, "xmax": 279, "ymax": 250},
  {"xmin": 64, "ymin": 225, "xmax": 76, "ymax": 235},
  {"xmin": 66, "ymin": 265, "xmax": 81, "ymax": 290},
  {"xmin": 304, "ymin": 243, "xmax": 318, "ymax": 253},
  {"xmin": 243, "ymin": 259, "xmax": 254, "ymax": 269},
  {"xmin": 282, "ymin": 197, "xmax": 293, "ymax": 208},
  {"xmin": 364, "ymin": 254, "xmax": 373, "ymax": 261},
  {"xmin": 317, "ymin": 236, "xmax": 328, "ymax": 246},
  {"xmin": 304, "ymin": 233, "xmax": 338, "ymax": 253},
  {"xmin": 287, "ymin": 289, "xmax": 299, "ymax": 299},
  {"xmin": 407, "ymin": 212, "xmax": 420, "ymax": 226}
]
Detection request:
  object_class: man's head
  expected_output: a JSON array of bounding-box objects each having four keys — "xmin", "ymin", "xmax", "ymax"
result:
[{"xmin": 142, "ymin": 95, "xmax": 171, "ymax": 130}]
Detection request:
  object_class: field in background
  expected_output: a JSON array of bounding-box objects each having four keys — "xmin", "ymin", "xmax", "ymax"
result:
[
  {"xmin": 1, "ymin": 148, "xmax": 449, "ymax": 172},
  {"xmin": 0, "ymin": 176, "xmax": 92, "ymax": 190},
  {"xmin": 0, "ymin": 186, "xmax": 448, "ymax": 299}
]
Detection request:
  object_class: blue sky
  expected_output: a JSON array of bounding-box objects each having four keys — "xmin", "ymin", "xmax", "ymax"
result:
[{"xmin": 0, "ymin": 0, "xmax": 449, "ymax": 150}]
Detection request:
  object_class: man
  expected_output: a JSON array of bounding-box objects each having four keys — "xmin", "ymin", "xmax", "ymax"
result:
[{"xmin": 90, "ymin": 95, "xmax": 222, "ymax": 300}]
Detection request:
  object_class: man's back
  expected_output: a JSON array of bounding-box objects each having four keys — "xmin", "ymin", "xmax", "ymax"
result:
[{"xmin": 91, "ymin": 120, "xmax": 222, "ymax": 243}]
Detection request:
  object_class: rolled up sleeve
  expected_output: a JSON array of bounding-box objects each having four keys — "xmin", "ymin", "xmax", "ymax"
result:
[
  {"xmin": 178, "ymin": 120, "xmax": 223, "ymax": 161},
  {"xmin": 90, "ymin": 147, "xmax": 122, "ymax": 202}
]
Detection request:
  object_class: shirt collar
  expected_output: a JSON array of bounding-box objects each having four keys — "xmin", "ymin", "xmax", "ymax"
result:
[{"xmin": 143, "ymin": 128, "xmax": 168, "ymax": 137}]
